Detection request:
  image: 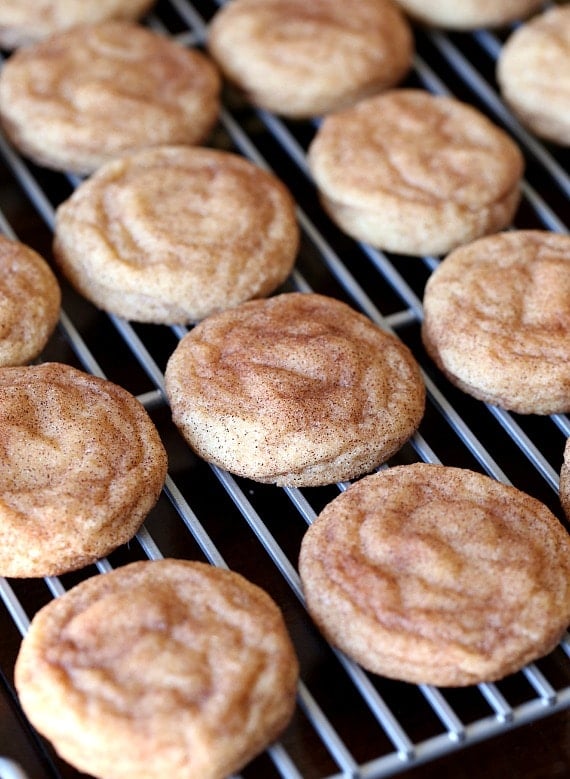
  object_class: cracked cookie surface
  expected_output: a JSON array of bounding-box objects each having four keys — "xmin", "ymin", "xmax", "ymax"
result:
[
  {"xmin": 307, "ymin": 89, "xmax": 523, "ymax": 256},
  {"xmin": 497, "ymin": 5, "xmax": 570, "ymax": 146},
  {"xmin": 15, "ymin": 558, "xmax": 299, "ymax": 779},
  {"xmin": 165, "ymin": 292, "xmax": 425, "ymax": 486},
  {"xmin": 53, "ymin": 146, "xmax": 299, "ymax": 324},
  {"xmin": 422, "ymin": 230, "xmax": 570, "ymax": 414},
  {"xmin": 0, "ymin": 362, "xmax": 167, "ymax": 577},
  {"xmin": 299, "ymin": 463, "xmax": 570, "ymax": 686},
  {"xmin": 0, "ymin": 235, "xmax": 60, "ymax": 367},
  {"xmin": 208, "ymin": 0, "xmax": 413, "ymax": 118},
  {"xmin": 0, "ymin": 21, "xmax": 220, "ymax": 174}
]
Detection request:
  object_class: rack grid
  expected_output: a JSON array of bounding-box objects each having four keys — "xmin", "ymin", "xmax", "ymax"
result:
[{"xmin": 0, "ymin": 2, "xmax": 569, "ymax": 778}]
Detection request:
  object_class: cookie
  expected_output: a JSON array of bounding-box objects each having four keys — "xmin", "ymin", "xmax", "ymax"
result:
[
  {"xmin": 164, "ymin": 292, "xmax": 425, "ymax": 487},
  {"xmin": 392, "ymin": 0, "xmax": 545, "ymax": 30},
  {"xmin": 497, "ymin": 5, "xmax": 570, "ymax": 146},
  {"xmin": 0, "ymin": 235, "xmax": 61, "ymax": 366},
  {"xmin": 561, "ymin": 437, "xmax": 570, "ymax": 522},
  {"xmin": 421, "ymin": 230, "xmax": 570, "ymax": 415},
  {"xmin": 208, "ymin": 0, "xmax": 413, "ymax": 119},
  {"xmin": 307, "ymin": 89, "xmax": 524, "ymax": 257},
  {"xmin": 0, "ymin": 0, "xmax": 156, "ymax": 50},
  {"xmin": 0, "ymin": 362, "xmax": 167, "ymax": 578},
  {"xmin": 15, "ymin": 558, "xmax": 299, "ymax": 779},
  {"xmin": 53, "ymin": 146, "xmax": 299, "ymax": 324},
  {"xmin": 0, "ymin": 21, "xmax": 221, "ymax": 174},
  {"xmin": 299, "ymin": 463, "xmax": 570, "ymax": 686}
]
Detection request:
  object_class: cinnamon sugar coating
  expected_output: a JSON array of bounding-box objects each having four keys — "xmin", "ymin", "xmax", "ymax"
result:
[
  {"xmin": 53, "ymin": 146, "xmax": 299, "ymax": 324},
  {"xmin": 208, "ymin": 0, "xmax": 413, "ymax": 119},
  {"xmin": 307, "ymin": 89, "xmax": 523, "ymax": 256},
  {"xmin": 165, "ymin": 292, "xmax": 425, "ymax": 487},
  {"xmin": 0, "ymin": 235, "xmax": 61, "ymax": 366},
  {"xmin": 497, "ymin": 5, "xmax": 570, "ymax": 146},
  {"xmin": 15, "ymin": 558, "xmax": 299, "ymax": 779},
  {"xmin": 422, "ymin": 230, "xmax": 570, "ymax": 414},
  {"xmin": 561, "ymin": 438, "xmax": 570, "ymax": 522},
  {"xmin": 0, "ymin": 21, "xmax": 221, "ymax": 174},
  {"xmin": 0, "ymin": 0, "xmax": 156, "ymax": 50},
  {"xmin": 0, "ymin": 363, "xmax": 167, "ymax": 577},
  {"xmin": 392, "ymin": 0, "xmax": 545, "ymax": 30},
  {"xmin": 299, "ymin": 463, "xmax": 570, "ymax": 686}
]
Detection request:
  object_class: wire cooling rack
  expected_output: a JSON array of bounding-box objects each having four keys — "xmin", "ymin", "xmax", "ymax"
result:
[{"xmin": 0, "ymin": 1, "xmax": 569, "ymax": 778}]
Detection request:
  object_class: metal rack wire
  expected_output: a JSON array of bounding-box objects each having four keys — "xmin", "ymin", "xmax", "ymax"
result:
[{"xmin": 0, "ymin": 2, "xmax": 569, "ymax": 778}]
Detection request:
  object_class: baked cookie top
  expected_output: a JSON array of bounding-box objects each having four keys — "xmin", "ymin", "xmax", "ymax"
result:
[
  {"xmin": 307, "ymin": 89, "xmax": 523, "ymax": 256},
  {"xmin": 0, "ymin": 0, "xmax": 156, "ymax": 50},
  {"xmin": 0, "ymin": 362, "xmax": 167, "ymax": 577},
  {"xmin": 497, "ymin": 5, "xmax": 570, "ymax": 146},
  {"xmin": 421, "ymin": 230, "xmax": 570, "ymax": 414},
  {"xmin": 208, "ymin": 0, "xmax": 413, "ymax": 118},
  {"xmin": 0, "ymin": 21, "xmax": 221, "ymax": 174},
  {"xmin": 0, "ymin": 235, "xmax": 61, "ymax": 366},
  {"xmin": 392, "ymin": 0, "xmax": 545, "ymax": 30},
  {"xmin": 15, "ymin": 558, "xmax": 299, "ymax": 779},
  {"xmin": 53, "ymin": 146, "xmax": 299, "ymax": 324},
  {"xmin": 299, "ymin": 463, "xmax": 570, "ymax": 686},
  {"xmin": 164, "ymin": 292, "xmax": 425, "ymax": 487}
]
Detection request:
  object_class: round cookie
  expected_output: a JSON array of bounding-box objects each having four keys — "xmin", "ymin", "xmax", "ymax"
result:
[
  {"xmin": 392, "ymin": 0, "xmax": 545, "ymax": 30},
  {"xmin": 561, "ymin": 437, "xmax": 570, "ymax": 522},
  {"xmin": 0, "ymin": 21, "xmax": 221, "ymax": 175},
  {"xmin": 164, "ymin": 292, "xmax": 425, "ymax": 487},
  {"xmin": 421, "ymin": 230, "xmax": 570, "ymax": 415},
  {"xmin": 15, "ymin": 558, "xmax": 299, "ymax": 779},
  {"xmin": 0, "ymin": 0, "xmax": 156, "ymax": 50},
  {"xmin": 307, "ymin": 89, "xmax": 524, "ymax": 257},
  {"xmin": 0, "ymin": 362, "xmax": 167, "ymax": 577},
  {"xmin": 53, "ymin": 146, "xmax": 299, "ymax": 324},
  {"xmin": 0, "ymin": 235, "xmax": 61, "ymax": 366},
  {"xmin": 497, "ymin": 5, "xmax": 570, "ymax": 147},
  {"xmin": 207, "ymin": 0, "xmax": 413, "ymax": 119},
  {"xmin": 298, "ymin": 463, "xmax": 570, "ymax": 686}
]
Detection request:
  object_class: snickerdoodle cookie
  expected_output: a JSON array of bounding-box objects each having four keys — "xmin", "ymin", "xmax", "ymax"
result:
[
  {"xmin": 0, "ymin": 21, "xmax": 221, "ymax": 174},
  {"xmin": 497, "ymin": 5, "xmax": 570, "ymax": 146},
  {"xmin": 560, "ymin": 437, "xmax": 570, "ymax": 521},
  {"xmin": 307, "ymin": 89, "xmax": 524, "ymax": 256},
  {"xmin": 15, "ymin": 558, "xmax": 299, "ymax": 779},
  {"xmin": 0, "ymin": 362, "xmax": 167, "ymax": 577},
  {"xmin": 299, "ymin": 463, "xmax": 570, "ymax": 686},
  {"xmin": 0, "ymin": 0, "xmax": 156, "ymax": 50},
  {"xmin": 208, "ymin": 0, "xmax": 413, "ymax": 119},
  {"xmin": 422, "ymin": 230, "xmax": 570, "ymax": 414},
  {"xmin": 392, "ymin": 0, "xmax": 545, "ymax": 30},
  {"xmin": 53, "ymin": 146, "xmax": 299, "ymax": 324},
  {"xmin": 164, "ymin": 292, "xmax": 425, "ymax": 487},
  {"xmin": 0, "ymin": 235, "xmax": 60, "ymax": 366}
]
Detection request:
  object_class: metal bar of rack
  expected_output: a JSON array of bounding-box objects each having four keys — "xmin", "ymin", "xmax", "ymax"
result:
[{"xmin": 0, "ymin": 2, "xmax": 569, "ymax": 778}]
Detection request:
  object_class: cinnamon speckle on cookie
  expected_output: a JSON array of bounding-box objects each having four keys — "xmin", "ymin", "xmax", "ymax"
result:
[
  {"xmin": 0, "ymin": 21, "xmax": 221, "ymax": 174},
  {"xmin": 307, "ymin": 89, "xmax": 524, "ymax": 256},
  {"xmin": 53, "ymin": 146, "xmax": 299, "ymax": 324},
  {"xmin": 299, "ymin": 463, "xmax": 570, "ymax": 686},
  {"xmin": 0, "ymin": 362, "xmax": 167, "ymax": 577},
  {"xmin": 164, "ymin": 292, "xmax": 425, "ymax": 486},
  {"xmin": 208, "ymin": 0, "xmax": 413, "ymax": 118},
  {"xmin": 0, "ymin": 235, "xmax": 60, "ymax": 366},
  {"xmin": 422, "ymin": 230, "xmax": 570, "ymax": 414},
  {"xmin": 15, "ymin": 558, "xmax": 299, "ymax": 779}
]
